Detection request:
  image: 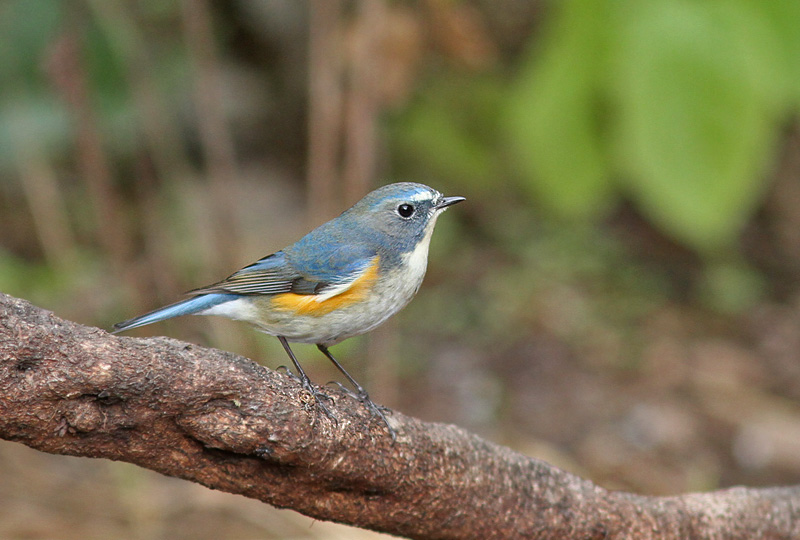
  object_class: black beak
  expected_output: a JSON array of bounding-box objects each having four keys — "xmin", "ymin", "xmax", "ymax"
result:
[{"xmin": 435, "ymin": 195, "xmax": 466, "ymax": 210}]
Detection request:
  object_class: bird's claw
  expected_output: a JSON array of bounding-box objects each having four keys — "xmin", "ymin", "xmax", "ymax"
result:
[
  {"xmin": 328, "ymin": 381, "xmax": 396, "ymax": 441},
  {"xmin": 328, "ymin": 381, "xmax": 359, "ymax": 400},
  {"xmin": 364, "ymin": 399, "xmax": 396, "ymax": 442},
  {"xmin": 276, "ymin": 365, "xmax": 300, "ymax": 382},
  {"xmin": 278, "ymin": 366, "xmax": 337, "ymax": 422},
  {"xmin": 300, "ymin": 380, "xmax": 337, "ymax": 422}
]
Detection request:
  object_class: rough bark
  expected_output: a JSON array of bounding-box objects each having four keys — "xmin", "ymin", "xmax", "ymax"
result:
[{"xmin": 0, "ymin": 292, "xmax": 798, "ymax": 539}]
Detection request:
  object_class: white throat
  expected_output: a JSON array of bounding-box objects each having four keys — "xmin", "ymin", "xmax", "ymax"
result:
[{"xmin": 403, "ymin": 211, "xmax": 441, "ymax": 286}]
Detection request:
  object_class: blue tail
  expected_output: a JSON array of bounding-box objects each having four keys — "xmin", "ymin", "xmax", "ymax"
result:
[{"xmin": 112, "ymin": 293, "xmax": 236, "ymax": 333}]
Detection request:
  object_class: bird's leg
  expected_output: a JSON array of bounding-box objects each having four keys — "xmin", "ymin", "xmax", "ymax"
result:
[
  {"xmin": 278, "ymin": 336, "xmax": 335, "ymax": 421},
  {"xmin": 316, "ymin": 344, "xmax": 396, "ymax": 440}
]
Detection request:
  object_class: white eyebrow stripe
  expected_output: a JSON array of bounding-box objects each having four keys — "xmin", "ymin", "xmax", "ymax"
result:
[{"xmin": 404, "ymin": 189, "xmax": 439, "ymax": 203}]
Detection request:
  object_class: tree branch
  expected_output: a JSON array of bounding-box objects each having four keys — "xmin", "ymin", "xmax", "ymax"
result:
[{"xmin": 1, "ymin": 292, "xmax": 799, "ymax": 539}]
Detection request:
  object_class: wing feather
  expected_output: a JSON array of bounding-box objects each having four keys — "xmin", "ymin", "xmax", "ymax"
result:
[
  {"xmin": 188, "ymin": 251, "xmax": 304, "ymax": 296},
  {"xmin": 187, "ymin": 244, "xmax": 377, "ymax": 299}
]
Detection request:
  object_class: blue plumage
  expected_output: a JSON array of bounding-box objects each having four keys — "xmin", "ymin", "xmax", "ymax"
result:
[{"xmin": 113, "ymin": 293, "xmax": 236, "ymax": 332}]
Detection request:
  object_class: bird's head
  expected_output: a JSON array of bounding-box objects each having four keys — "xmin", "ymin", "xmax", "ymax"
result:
[{"xmin": 347, "ymin": 183, "xmax": 465, "ymax": 251}]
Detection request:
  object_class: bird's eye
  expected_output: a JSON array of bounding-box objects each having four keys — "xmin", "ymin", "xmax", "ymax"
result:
[{"xmin": 397, "ymin": 203, "xmax": 415, "ymax": 218}]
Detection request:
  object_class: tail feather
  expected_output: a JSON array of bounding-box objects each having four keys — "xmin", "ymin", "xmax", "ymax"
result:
[{"xmin": 112, "ymin": 293, "xmax": 235, "ymax": 333}]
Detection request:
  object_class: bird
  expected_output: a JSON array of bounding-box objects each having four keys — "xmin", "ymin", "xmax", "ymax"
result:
[{"xmin": 113, "ymin": 182, "xmax": 465, "ymax": 438}]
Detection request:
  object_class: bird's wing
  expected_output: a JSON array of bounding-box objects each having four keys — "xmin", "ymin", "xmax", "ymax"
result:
[
  {"xmin": 188, "ymin": 251, "xmax": 301, "ymax": 296},
  {"xmin": 188, "ymin": 244, "xmax": 377, "ymax": 297}
]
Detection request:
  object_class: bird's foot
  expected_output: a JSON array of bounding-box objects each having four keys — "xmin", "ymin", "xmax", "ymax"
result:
[
  {"xmin": 302, "ymin": 380, "xmax": 337, "ymax": 423},
  {"xmin": 331, "ymin": 382, "xmax": 396, "ymax": 441},
  {"xmin": 278, "ymin": 366, "xmax": 337, "ymax": 422},
  {"xmin": 276, "ymin": 365, "xmax": 299, "ymax": 381}
]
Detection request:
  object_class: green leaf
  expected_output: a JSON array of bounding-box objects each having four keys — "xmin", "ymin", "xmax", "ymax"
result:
[
  {"xmin": 611, "ymin": 0, "xmax": 783, "ymax": 252},
  {"xmin": 505, "ymin": 0, "xmax": 614, "ymax": 219},
  {"xmin": 754, "ymin": 0, "xmax": 800, "ymax": 106}
]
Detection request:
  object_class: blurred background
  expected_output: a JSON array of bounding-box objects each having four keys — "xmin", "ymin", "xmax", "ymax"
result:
[{"xmin": 2, "ymin": 0, "xmax": 800, "ymax": 538}]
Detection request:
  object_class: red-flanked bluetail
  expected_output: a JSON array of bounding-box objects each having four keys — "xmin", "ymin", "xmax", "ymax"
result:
[{"xmin": 114, "ymin": 183, "xmax": 465, "ymax": 439}]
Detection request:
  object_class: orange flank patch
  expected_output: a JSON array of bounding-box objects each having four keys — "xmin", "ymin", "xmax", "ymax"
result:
[{"xmin": 271, "ymin": 257, "xmax": 380, "ymax": 317}]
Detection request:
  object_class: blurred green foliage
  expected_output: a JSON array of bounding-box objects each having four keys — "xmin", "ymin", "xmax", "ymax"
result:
[
  {"xmin": 395, "ymin": 0, "xmax": 800, "ymax": 259},
  {"xmin": 0, "ymin": 1, "xmax": 63, "ymax": 85},
  {"xmin": 507, "ymin": 0, "xmax": 615, "ymax": 221},
  {"xmin": 0, "ymin": 1, "xmax": 68, "ymax": 167},
  {"xmin": 508, "ymin": 0, "xmax": 799, "ymax": 254},
  {"xmin": 391, "ymin": 73, "xmax": 506, "ymax": 195},
  {"xmin": 0, "ymin": 0, "xmax": 189, "ymax": 173},
  {"xmin": 387, "ymin": 0, "xmax": 800, "ymax": 312}
]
